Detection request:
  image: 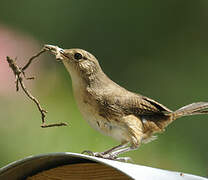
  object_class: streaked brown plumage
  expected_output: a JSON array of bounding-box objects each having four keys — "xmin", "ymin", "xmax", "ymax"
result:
[{"xmin": 44, "ymin": 44, "xmax": 208, "ymax": 161}]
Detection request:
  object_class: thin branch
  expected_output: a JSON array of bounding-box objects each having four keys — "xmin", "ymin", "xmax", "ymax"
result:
[
  {"xmin": 17, "ymin": 74, "xmax": 47, "ymax": 124},
  {"xmin": 6, "ymin": 51, "xmax": 68, "ymax": 128},
  {"xmin": 15, "ymin": 75, "xmax": 19, "ymax": 91},
  {"xmin": 41, "ymin": 122, "xmax": 68, "ymax": 128},
  {"xmin": 21, "ymin": 49, "xmax": 46, "ymax": 71}
]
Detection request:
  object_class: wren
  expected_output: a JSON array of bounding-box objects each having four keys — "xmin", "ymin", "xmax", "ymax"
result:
[{"xmin": 44, "ymin": 44, "xmax": 208, "ymax": 161}]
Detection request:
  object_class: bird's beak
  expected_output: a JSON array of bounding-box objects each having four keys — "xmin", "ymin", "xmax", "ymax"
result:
[{"xmin": 43, "ymin": 44, "xmax": 65, "ymax": 61}]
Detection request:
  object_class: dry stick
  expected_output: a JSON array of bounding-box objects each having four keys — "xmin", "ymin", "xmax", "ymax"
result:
[
  {"xmin": 21, "ymin": 49, "xmax": 46, "ymax": 72},
  {"xmin": 6, "ymin": 51, "xmax": 68, "ymax": 128},
  {"xmin": 17, "ymin": 74, "xmax": 47, "ymax": 124}
]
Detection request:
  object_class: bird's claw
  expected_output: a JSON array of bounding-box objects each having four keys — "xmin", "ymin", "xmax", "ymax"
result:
[
  {"xmin": 82, "ymin": 150, "xmax": 105, "ymax": 157},
  {"xmin": 82, "ymin": 150, "xmax": 96, "ymax": 156},
  {"xmin": 81, "ymin": 150, "xmax": 131, "ymax": 162}
]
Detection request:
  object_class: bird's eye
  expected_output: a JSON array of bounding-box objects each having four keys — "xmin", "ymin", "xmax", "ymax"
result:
[{"xmin": 74, "ymin": 53, "xmax": 82, "ymax": 60}]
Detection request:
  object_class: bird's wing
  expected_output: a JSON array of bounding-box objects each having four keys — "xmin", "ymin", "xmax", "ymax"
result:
[
  {"xmin": 97, "ymin": 91, "xmax": 173, "ymax": 135},
  {"xmin": 137, "ymin": 96, "xmax": 172, "ymax": 115},
  {"xmin": 125, "ymin": 94, "xmax": 173, "ymax": 132},
  {"xmin": 118, "ymin": 93, "xmax": 172, "ymax": 116},
  {"xmin": 97, "ymin": 91, "xmax": 172, "ymax": 119}
]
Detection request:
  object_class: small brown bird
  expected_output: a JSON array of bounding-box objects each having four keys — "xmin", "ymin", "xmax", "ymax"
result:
[{"xmin": 44, "ymin": 44, "xmax": 208, "ymax": 161}]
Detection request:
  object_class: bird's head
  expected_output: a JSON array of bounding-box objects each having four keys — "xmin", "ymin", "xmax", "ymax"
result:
[{"xmin": 44, "ymin": 45, "xmax": 102, "ymax": 83}]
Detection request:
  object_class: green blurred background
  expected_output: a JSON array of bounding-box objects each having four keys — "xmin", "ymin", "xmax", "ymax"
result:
[{"xmin": 0, "ymin": 0, "xmax": 208, "ymax": 177}]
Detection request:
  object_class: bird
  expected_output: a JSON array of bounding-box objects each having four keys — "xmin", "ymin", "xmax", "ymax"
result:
[{"xmin": 44, "ymin": 44, "xmax": 208, "ymax": 161}]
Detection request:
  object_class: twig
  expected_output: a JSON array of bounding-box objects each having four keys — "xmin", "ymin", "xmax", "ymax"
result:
[
  {"xmin": 41, "ymin": 122, "xmax": 68, "ymax": 128},
  {"xmin": 6, "ymin": 50, "xmax": 68, "ymax": 128},
  {"xmin": 21, "ymin": 49, "xmax": 46, "ymax": 71}
]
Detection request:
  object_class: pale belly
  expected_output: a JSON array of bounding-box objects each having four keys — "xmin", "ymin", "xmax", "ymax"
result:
[
  {"xmin": 71, "ymin": 76, "xmax": 130, "ymax": 143},
  {"xmin": 75, "ymin": 94, "xmax": 129, "ymax": 143}
]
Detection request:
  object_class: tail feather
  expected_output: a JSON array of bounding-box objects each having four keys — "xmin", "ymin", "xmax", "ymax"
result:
[{"xmin": 172, "ymin": 102, "xmax": 208, "ymax": 119}]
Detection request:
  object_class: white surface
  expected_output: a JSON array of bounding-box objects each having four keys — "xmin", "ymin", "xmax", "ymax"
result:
[{"xmin": 0, "ymin": 152, "xmax": 207, "ymax": 180}]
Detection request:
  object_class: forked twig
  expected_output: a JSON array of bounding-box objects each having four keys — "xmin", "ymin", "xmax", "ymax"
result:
[{"xmin": 6, "ymin": 49, "xmax": 68, "ymax": 128}]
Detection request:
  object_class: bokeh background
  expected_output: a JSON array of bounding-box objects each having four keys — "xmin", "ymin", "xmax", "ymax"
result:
[{"xmin": 0, "ymin": 0, "xmax": 208, "ymax": 177}]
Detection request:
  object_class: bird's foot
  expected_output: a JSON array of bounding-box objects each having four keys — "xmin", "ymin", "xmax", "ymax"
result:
[
  {"xmin": 82, "ymin": 150, "xmax": 108, "ymax": 158},
  {"xmin": 82, "ymin": 150, "xmax": 100, "ymax": 156},
  {"xmin": 82, "ymin": 150, "xmax": 131, "ymax": 162},
  {"xmin": 114, "ymin": 156, "xmax": 132, "ymax": 162}
]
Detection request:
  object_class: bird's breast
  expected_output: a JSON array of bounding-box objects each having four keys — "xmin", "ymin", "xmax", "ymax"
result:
[{"xmin": 72, "ymin": 84, "xmax": 129, "ymax": 142}]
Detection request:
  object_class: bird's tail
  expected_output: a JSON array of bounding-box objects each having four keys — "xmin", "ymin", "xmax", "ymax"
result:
[{"xmin": 171, "ymin": 102, "xmax": 208, "ymax": 120}]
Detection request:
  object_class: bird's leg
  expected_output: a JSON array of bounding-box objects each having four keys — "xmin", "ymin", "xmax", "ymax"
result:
[
  {"xmin": 110, "ymin": 145, "xmax": 139, "ymax": 158},
  {"xmin": 101, "ymin": 143, "xmax": 128, "ymax": 155},
  {"xmin": 82, "ymin": 143, "xmax": 135, "ymax": 162},
  {"xmin": 99, "ymin": 144, "xmax": 138, "ymax": 162},
  {"xmin": 82, "ymin": 143, "xmax": 128, "ymax": 158}
]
